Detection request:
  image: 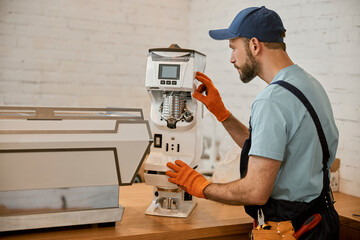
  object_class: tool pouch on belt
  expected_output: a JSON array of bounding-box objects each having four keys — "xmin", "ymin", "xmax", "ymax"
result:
[{"xmin": 251, "ymin": 221, "xmax": 296, "ymax": 240}]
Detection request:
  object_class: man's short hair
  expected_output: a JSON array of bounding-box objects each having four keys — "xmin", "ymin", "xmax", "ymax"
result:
[
  {"xmin": 241, "ymin": 34, "xmax": 286, "ymax": 51},
  {"xmin": 263, "ymin": 42, "xmax": 286, "ymax": 51}
]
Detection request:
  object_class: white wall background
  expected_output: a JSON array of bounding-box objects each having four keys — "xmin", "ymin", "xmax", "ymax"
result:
[
  {"xmin": 0, "ymin": 0, "xmax": 190, "ymax": 112},
  {"xmin": 0, "ymin": 0, "xmax": 359, "ymax": 197}
]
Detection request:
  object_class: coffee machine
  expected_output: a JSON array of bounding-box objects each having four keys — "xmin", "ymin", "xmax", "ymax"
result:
[
  {"xmin": 0, "ymin": 106, "xmax": 152, "ymax": 231},
  {"xmin": 144, "ymin": 44, "xmax": 206, "ymax": 217}
]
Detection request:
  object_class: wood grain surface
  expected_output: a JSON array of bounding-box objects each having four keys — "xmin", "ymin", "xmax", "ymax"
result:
[{"xmin": 0, "ymin": 183, "xmax": 359, "ymax": 240}]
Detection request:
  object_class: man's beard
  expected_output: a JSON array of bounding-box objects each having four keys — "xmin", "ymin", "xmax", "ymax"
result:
[{"xmin": 235, "ymin": 51, "xmax": 261, "ymax": 83}]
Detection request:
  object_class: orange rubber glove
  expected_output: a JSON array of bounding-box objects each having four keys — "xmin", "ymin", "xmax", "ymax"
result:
[
  {"xmin": 193, "ymin": 72, "xmax": 230, "ymax": 122},
  {"xmin": 166, "ymin": 160, "xmax": 211, "ymax": 199}
]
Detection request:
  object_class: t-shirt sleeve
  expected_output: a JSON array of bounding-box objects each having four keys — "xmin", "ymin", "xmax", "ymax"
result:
[{"xmin": 248, "ymin": 99, "xmax": 288, "ymax": 161}]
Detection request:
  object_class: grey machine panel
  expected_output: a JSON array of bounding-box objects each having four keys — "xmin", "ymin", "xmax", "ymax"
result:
[{"xmin": 0, "ymin": 106, "xmax": 152, "ymax": 232}]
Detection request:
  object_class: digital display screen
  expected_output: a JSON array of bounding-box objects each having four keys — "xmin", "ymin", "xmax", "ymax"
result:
[{"xmin": 158, "ymin": 64, "xmax": 180, "ymax": 80}]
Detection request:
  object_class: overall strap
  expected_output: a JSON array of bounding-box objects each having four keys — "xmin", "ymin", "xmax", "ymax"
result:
[
  {"xmin": 240, "ymin": 117, "xmax": 252, "ymax": 178},
  {"xmin": 271, "ymin": 80, "xmax": 330, "ymax": 194}
]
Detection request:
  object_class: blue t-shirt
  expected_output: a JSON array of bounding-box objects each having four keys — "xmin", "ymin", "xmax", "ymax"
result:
[{"xmin": 248, "ymin": 64, "xmax": 338, "ymax": 202}]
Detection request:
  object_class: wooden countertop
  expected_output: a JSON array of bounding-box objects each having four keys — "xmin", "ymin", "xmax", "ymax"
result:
[{"xmin": 1, "ymin": 183, "xmax": 359, "ymax": 240}]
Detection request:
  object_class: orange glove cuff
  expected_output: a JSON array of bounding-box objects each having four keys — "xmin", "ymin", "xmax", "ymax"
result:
[
  {"xmin": 166, "ymin": 160, "xmax": 211, "ymax": 199},
  {"xmin": 213, "ymin": 107, "xmax": 230, "ymax": 122}
]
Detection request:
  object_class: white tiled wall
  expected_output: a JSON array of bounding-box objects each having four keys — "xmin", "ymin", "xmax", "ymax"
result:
[{"xmin": 0, "ymin": 0, "xmax": 359, "ymax": 197}]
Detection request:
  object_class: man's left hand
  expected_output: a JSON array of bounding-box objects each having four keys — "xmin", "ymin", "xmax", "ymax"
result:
[{"xmin": 166, "ymin": 160, "xmax": 211, "ymax": 198}]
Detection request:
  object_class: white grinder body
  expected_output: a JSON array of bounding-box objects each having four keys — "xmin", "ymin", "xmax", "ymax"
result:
[{"xmin": 144, "ymin": 45, "xmax": 206, "ymax": 217}]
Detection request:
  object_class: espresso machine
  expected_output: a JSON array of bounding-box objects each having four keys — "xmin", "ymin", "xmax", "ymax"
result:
[
  {"xmin": 0, "ymin": 106, "xmax": 152, "ymax": 231},
  {"xmin": 144, "ymin": 44, "xmax": 206, "ymax": 217}
]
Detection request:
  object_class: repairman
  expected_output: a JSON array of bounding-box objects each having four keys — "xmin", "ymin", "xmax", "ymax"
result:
[{"xmin": 166, "ymin": 6, "xmax": 339, "ymax": 240}]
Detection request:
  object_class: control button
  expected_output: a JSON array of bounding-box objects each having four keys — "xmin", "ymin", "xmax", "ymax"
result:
[
  {"xmin": 160, "ymin": 80, "xmax": 165, "ymax": 85},
  {"xmin": 172, "ymin": 81, "xmax": 177, "ymax": 85},
  {"xmin": 154, "ymin": 134, "xmax": 162, "ymax": 148},
  {"xmin": 166, "ymin": 81, "xmax": 171, "ymax": 85}
]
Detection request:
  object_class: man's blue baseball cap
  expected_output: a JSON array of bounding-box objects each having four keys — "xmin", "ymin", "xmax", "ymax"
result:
[{"xmin": 209, "ymin": 6, "xmax": 286, "ymax": 42}]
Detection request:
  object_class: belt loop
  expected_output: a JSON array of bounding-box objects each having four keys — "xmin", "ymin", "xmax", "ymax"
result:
[{"xmin": 328, "ymin": 188, "xmax": 335, "ymax": 205}]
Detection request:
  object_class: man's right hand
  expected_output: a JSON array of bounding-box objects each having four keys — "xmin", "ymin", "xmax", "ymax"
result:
[{"xmin": 193, "ymin": 72, "xmax": 230, "ymax": 122}]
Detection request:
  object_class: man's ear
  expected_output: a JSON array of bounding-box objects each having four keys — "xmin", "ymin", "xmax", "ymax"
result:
[{"xmin": 249, "ymin": 37, "xmax": 261, "ymax": 56}]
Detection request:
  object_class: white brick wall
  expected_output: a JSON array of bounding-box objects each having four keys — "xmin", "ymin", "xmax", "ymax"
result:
[
  {"xmin": 189, "ymin": 0, "xmax": 360, "ymax": 197},
  {"xmin": 0, "ymin": 0, "xmax": 190, "ymax": 113},
  {"xmin": 0, "ymin": 0, "xmax": 359, "ymax": 197}
]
